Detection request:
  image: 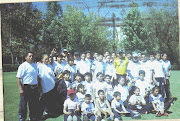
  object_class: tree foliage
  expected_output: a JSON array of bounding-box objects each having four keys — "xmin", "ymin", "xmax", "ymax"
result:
[
  {"xmin": 121, "ymin": 6, "xmax": 151, "ymax": 54},
  {"xmin": 142, "ymin": 3, "xmax": 178, "ymax": 64},
  {"xmin": 60, "ymin": 6, "xmax": 110, "ymax": 54},
  {"xmin": 2, "ymin": 3, "xmax": 43, "ymax": 64}
]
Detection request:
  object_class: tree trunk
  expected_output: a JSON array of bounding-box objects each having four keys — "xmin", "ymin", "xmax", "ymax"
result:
[{"xmin": 10, "ymin": 52, "xmax": 14, "ymax": 64}]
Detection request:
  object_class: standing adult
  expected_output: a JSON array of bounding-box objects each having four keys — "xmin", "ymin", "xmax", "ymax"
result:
[
  {"xmin": 38, "ymin": 54, "xmax": 58, "ymax": 119},
  {"xmin": 16, "ymin": 51, "xmax": 41, "ymax": 121},
  {"xmin": 113, "ymin": 49, "xmax": 129, "ymax": 86}
]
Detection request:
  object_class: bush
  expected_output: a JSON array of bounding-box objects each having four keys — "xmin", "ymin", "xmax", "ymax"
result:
[{"xmin": 3, "ymin": 64, "xmax": 19, "ymax": 72}]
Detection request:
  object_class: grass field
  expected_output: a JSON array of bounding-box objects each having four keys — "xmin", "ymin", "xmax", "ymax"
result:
[{"xmin": 3, "ymin": 71, "xmax": 180, "ymax": 121}]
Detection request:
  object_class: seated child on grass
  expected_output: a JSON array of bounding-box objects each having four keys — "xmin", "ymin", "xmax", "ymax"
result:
[
  {"xmin": 128, "ymin": 87, "xmax": 148, "ymax": 114},
  {"xmin": 94, "ymin": 90, "xmax": 114, "ymax": 121},
  {"xmin": 111, "ymin": 91, "xmax": 141, "ymax": 121},
  {"xmin": 81, "ymin": 94, "xmax": 96, "ymax": 121},
  {"xmin": 148, "ymin": 86, "xmax": 174, "ymax": 117},
  {"xmin": 63, "ymin": 89, "xmax": 81, "ymax": 121}
]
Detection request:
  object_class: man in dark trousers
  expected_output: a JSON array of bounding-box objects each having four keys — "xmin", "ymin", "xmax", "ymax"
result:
[{"xmin": 16, "ymin": 51, "xmax": 41, "ymax": 121}]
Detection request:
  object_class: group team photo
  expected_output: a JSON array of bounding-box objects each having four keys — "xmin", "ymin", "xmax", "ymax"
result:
[{"xmin": 2, "ymin": 0, "xmax": 180, "ymax": 121}]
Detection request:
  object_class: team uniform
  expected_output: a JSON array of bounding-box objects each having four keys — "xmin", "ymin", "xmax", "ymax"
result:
[
  {"xmin": 76, "ymin": 59, "xmax": 91, "ymax": 75},
  {"xmin": 113, "ymin": 84, "xmax": 129, "ymax": 107},
  {"xmin": 76, "ymin": 92, "xmax": 85, "ymax": 106},
  {"xmin": 93, "ymin": 81, "xmax": 106, "ymax": 98},
  {"xmin": 113, "ymin": 57, "xmax": 129, "ymax": 85},
  {"xmin": 153, "ymin": 60, "xmax": 166, "ymax": 98},
  {"xmin": 17, "ymin": 61, "xmax": 41, "ymax": 121},
  {"xmin": 111, "ymin": 98, "xmax": 138, "ymax": 119},
  {"xmin": 140, "ymin": 60, "xmax": 152, "ymax": 84},
  {"xmin": 148, "ymin": 93, "xmax": 171, "ymax": 113},
  {"xmin": 81, "ymin": 102, "xmax": 95, "ymax": 121},
  {"xmin": 91, "ymin": 61, "xmax": 106, "ymax": 81},
  {"xmin": 105, "ymin": 82, "xmax": 114, "ymax": 102},
  {"xmin": 54, "ymin": 61, "xmax": 66, "ymax": 77},
  {"xmin": 63, "ymin": 64, "xmax": 76, "ymax": 82},
  {"xmin": 104, "ymin": 62, "xmax": 115, "ymax": 77},
  {"xmin": 163, "ymin": 59, "xmax": 172, "ymax": 100},
  {"xmin": 63, "ymin": 98, "xmax": 81, "ymax": 121},
  {"xmin": 135, "ymin": 80, "xmax": 150, "ymax": 97},
  {"xmin": 128, "ymin": 94, "xmax": 148, "ymax": 113},
  {"xmin": 84, "ymin": 81, "xmax": 93, "ymax": 97}
]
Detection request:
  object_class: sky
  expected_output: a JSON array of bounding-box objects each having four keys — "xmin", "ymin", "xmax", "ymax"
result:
[
  {"xmin": 32, "ymin": 0, "xmax": 177, "ymax": 40},
  {"xmin": 33, "ymin": 0, "xmax": 176, "ymax": 18}
]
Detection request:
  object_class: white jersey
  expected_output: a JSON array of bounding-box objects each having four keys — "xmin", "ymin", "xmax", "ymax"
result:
[
  {"xmin": 104, "ymin": 62, "xmax": 116, "ymax": 77},
  {"xmin": 63, "ymin": 64, "xmax": 76, "ymax": 81},
  {"xmin": 76, "ymin": 92, "xmax": 85, "ymax": 105},
  {"xmin": 84, "ymin": 81, "xmax": 93, "ymax": 96},
  {"xmin": 105, "ymin": 82, "xmax": 114, "ymax": 101},
  {"xmin": 129, "ymin": 94, "xmax": 145, "ymax": 109},
  {"xmin": 16, "ymin": 61, "xmax": 38, "ymax": 85},
  {"xmin": 64, "ymin": 98, "xmax": 80, "ymax": 110},
  {"xmin": 153, "ymin": 60, "xmax": 165, "ymax": 78},
  {"xmin": 76, "ymin": 60, "xmax": 91, "ymax": 75},
  {"xmin": 54, "ymin": 61, "xmax": 65, "ymax": 77},
  {"xmin": 93, "ymin": 81, "xmax": 106, "ymax": 98},
  {"xmin": 38, "ymin": 63, "xmax": 55, "ymax": 93},
  {"xmin": 111, "ymin": 98, "xmax": 123, "ymax": 109},
  {"xmin": 91, "ymin": 61, "xmax": 105, "ymax": 81},
  {"xmin": 162, "ymin": 60, "xmax": 171, "ymax": 79},
  {"xmin": 140, "ymin": 60, "xmax": 152, "ymax": 83},
  {"xmin": 113, "ymin": 84, "xmax": 129, "ymax": 102},
  {"xmin": 127, "ymin": 61, "xmax": 141, "ymax": 80},
  {"xmin": 135, "ymin": 79, "xmax": 150, "ymax": 97},
  {"xmin": 81, "ymin": 102, "xmax": 95, "ymax": 114}
]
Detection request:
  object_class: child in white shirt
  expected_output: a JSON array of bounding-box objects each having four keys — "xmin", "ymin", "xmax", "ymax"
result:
[
  {"xmin": 72, "ymin": 73, "xmax": 85, "ymax": 91},
  {"xmin": 83, "ymin": 72, "xmax": 93, "ymax": 97},
  {"xmin": 112, "ymin": 91, "xmax": 141, "ymax": 121},
  {"xmin": 94, "ymin": 90, "xmax": 114, "ymax": 121},
  {"xmin": 76, "ymin": 84, "xmax": 85, "ymax": 106},
  {"xmin": 104, "ymin": 75, "xmax": 114, "ymax": 102},
  {"xmin": 81, "ymin": 94, "xmax": 95, "ymax": 121},
  {"xmin": 63, "ymin": 89, "xmax": 81, "ymax": 121}
]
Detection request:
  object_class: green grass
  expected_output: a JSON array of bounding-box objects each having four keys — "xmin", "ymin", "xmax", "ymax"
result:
[{"xmin": 3, "ymin": 71, "xmax": 180, "ymax": 121}]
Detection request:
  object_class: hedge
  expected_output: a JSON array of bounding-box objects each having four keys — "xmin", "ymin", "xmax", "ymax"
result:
[{"xmin": 3, "ymin": 64, "xmax": 20, "ymax": 72}]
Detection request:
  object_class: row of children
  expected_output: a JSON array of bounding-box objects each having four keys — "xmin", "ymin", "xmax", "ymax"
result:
[{"xmin": 60, "ymin": 71, "xmax": 175, "ymax": 121}]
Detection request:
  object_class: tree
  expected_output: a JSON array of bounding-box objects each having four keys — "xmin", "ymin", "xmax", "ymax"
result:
[
  {"xmin": 142, "ymin": 1, "xmax": 178, "ymax": 64},
  {"xmin": 121, "ymin": 6, "xmax": 151, "ymax": 54},
  {"xmin": 60, "ymin": 6, "xmax": 111, "ymax": 54},
  {"xmin": 40, "ymin": 1, "xmax": 63, "ymax": 54},
  {"xmin": 1, "ymin": 3, "xmax": 43, "ymax": 64}
]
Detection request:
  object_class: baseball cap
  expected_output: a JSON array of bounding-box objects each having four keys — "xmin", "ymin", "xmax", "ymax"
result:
[
  {"xmin": 132, "ymin": 52, "xmax": 138, "ymax": 57},
  {"xmin": 118, "ymin": 49, "xmax": 124, "ymax": 53},
  {"xmin": 74, "ymin": 52, "xmax": 79, "ymax": 56},
  {"xmin": 61, "ymin": 49, "xmax": 68, "ymax": 52},
  {"xmin": 68, "ymin": 89, "xmax": 75, "ymax": 96}
]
